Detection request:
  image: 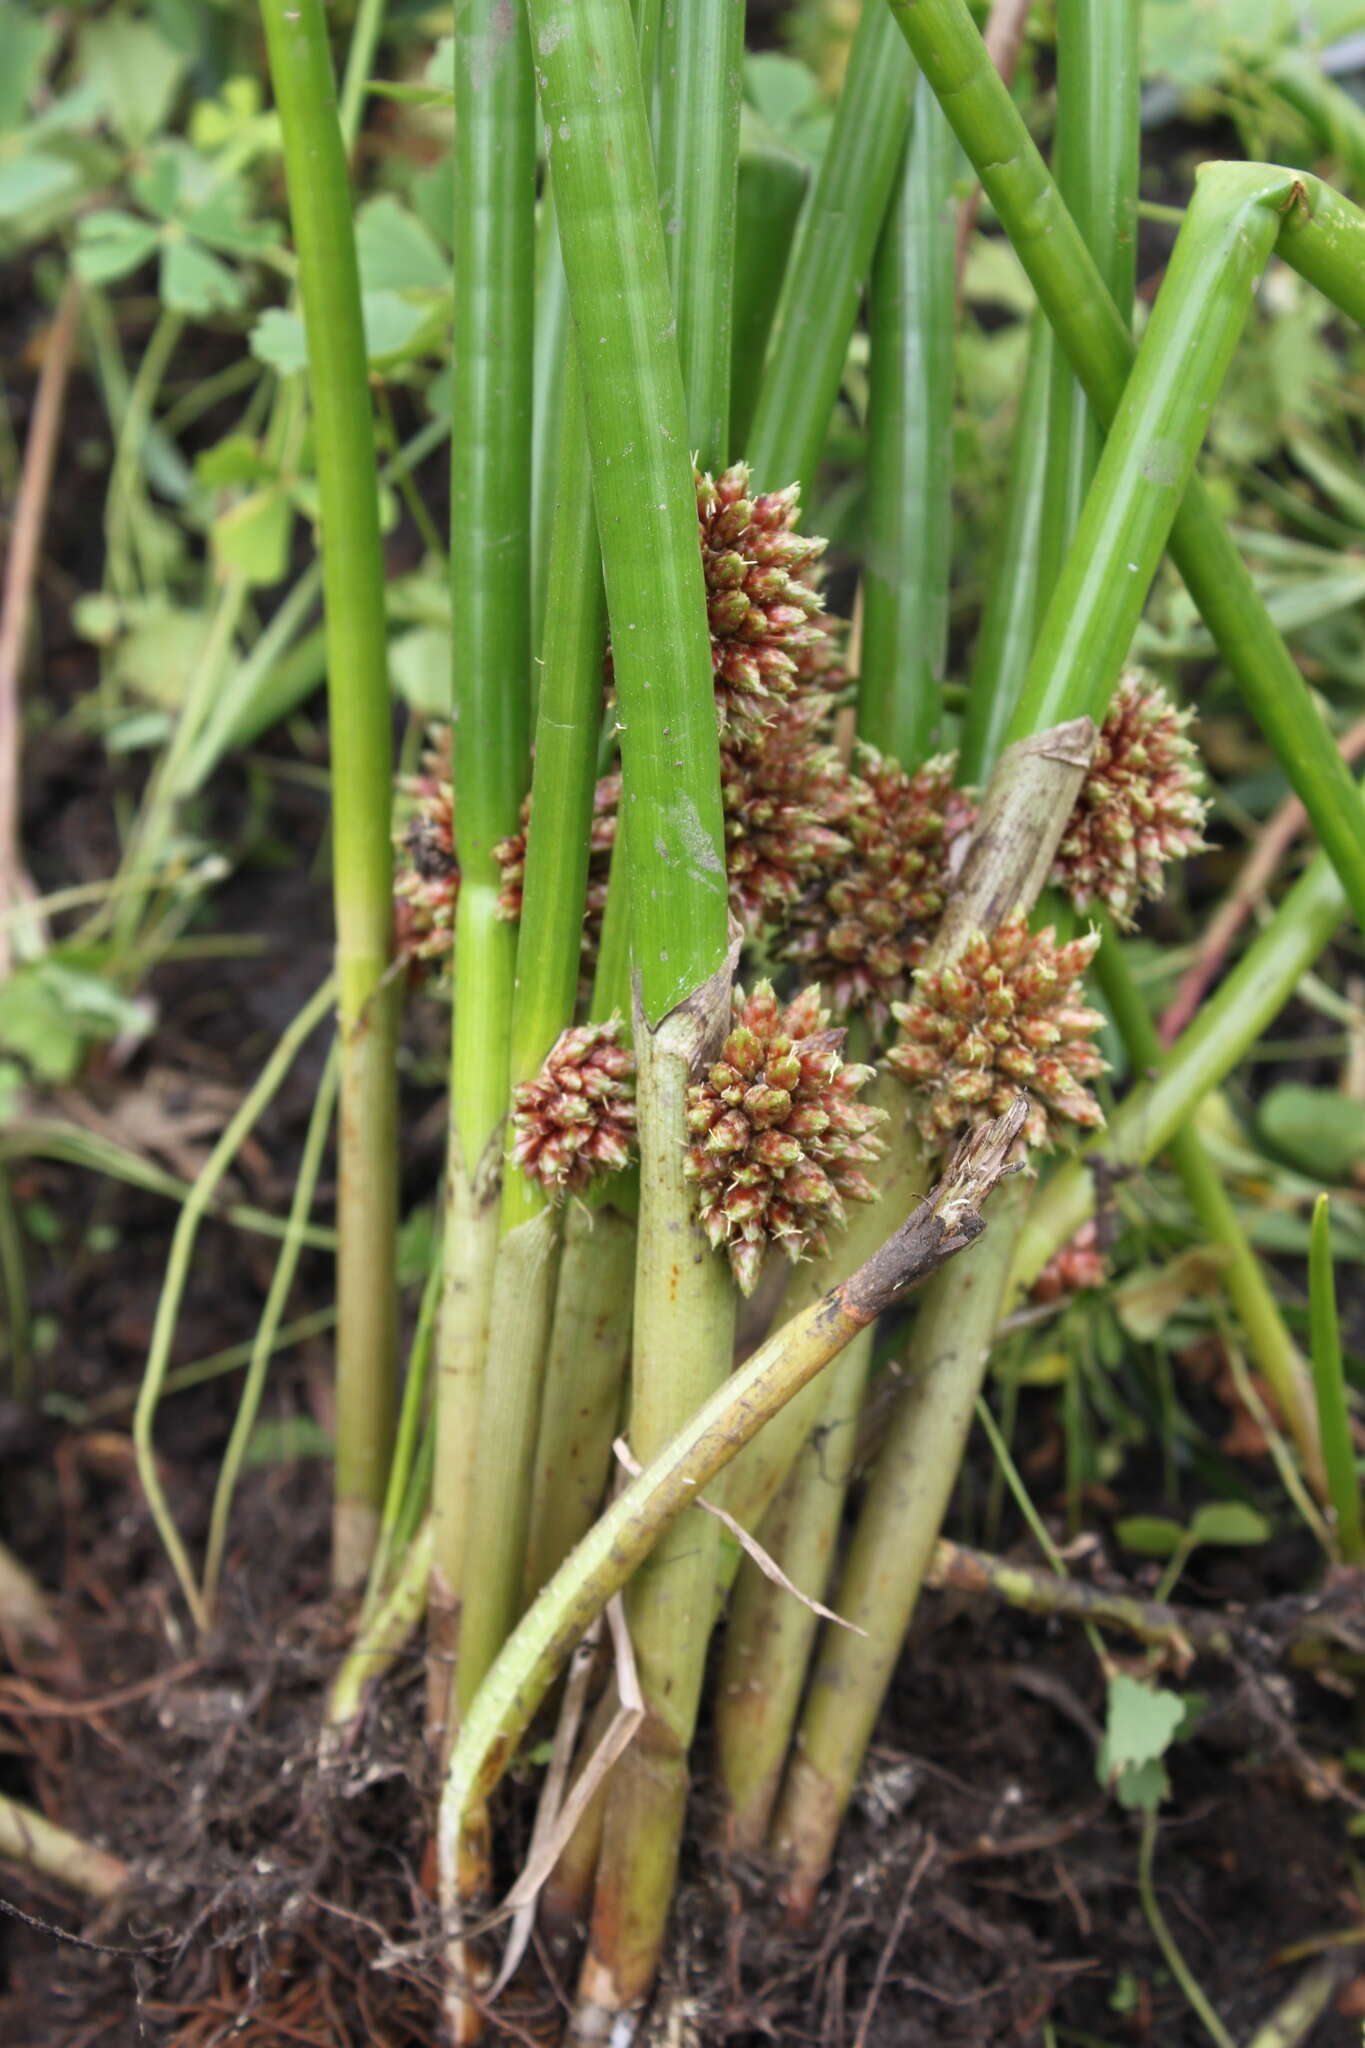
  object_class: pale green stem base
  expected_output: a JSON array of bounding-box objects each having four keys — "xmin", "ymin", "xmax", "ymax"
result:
[
  {"xmin": 574, "ymin": 978, "xmax": 737, "ymax": 2029},
  {"xmin": 715, "ymin": 1321, "xmax": 875, "ymax": 1855},
  {"xmin": 455, "ymin": 1207, "xmax": 564, "ymax": 1717},
  {"xmin": 770, "ymin": 1177, "xmax": 1030, "ymax": 1914},
  {"xmin": 429, "ymin": 1137, "xmax": 501, "ymax": 1738},
  {"xmin": 523, "ymin": 1201, "xmax": 636, "ymax": 1607},
  {"xmin": 325, "ymin": 1517, "xmax": 434, "ymax": 1742}
]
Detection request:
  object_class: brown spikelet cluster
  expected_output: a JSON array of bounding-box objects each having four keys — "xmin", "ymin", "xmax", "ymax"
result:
[
  {"xmin": 784, "ymin": 749, "xmax": 973, "ymax": 1040},
  {"xmin": 393, "ymin": 729, "xmax": 458, "ymax": 966},
  {"xmin": 1031, "ymin": 1220, "xmax": 1107, "ymax": 1305},
  {"xmin": 887, "ymin": 913, "xmax": 1107, "ymax": 1152},
  {"xmin": 1052, "ymin": 673, "xmax": 1208, "ymax": 926},
  {"xmin": 509, "ymin": 1017, "xmax": 637, "ymax": 1200},
  {"xmin": 720, "ymin": 693, "xmax": 857, "ymax": 937},
  {"xmin": 685, "ymin": 983, "xmax": 886, "ymax": 1296},
  {"xmin": 697, "ymin": 462, "xmax": 828, "ymax": 735}
]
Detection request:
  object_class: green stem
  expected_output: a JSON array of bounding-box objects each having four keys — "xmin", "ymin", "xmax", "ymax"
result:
[
  {"xmin": 859, "ymin": 73, "xmax": 958, "ymax": 765},
  {"xmin": 202, "ymin": 1038, "xmax": 340, "ymax": 1618},
  {"xmin": 0, "ymin": 1792, "xmax": 129, "ymax": 1902},
  {"xmin": 770, "ymin": 1176, "xmax": 1030, "ymax": 1913},
  {"xmin": 260, "ymin": 0, "xmax": 399, "ymax": 1588},
  {"xmin": 1011, "ymin": 163, "xmax": 1286, "ymax": 739},
  {"xmin": 326, "ymin": 1516, "xmax": 435, "ymax": 1736},
  {"xmin": 522, "ymin": 1201, "xmax": 636, "ymax": 1604},
  {"xmin": 961, "ymin": 312, "xmax": 1052, "ymax": 783},
  {"xmin": 431, "ymin": 0, "xmax": 537, "ymax": 1691},
  {"xmin": 574, "ymin": 971, "xmax": 737, "ymax": 2029},
  {"xmin": 134, "ymin": 973, "xmax": 336, "ymax": 1631},
  {"xmin": 656, "ymin": 0, "xmax": 744, "ymax": 466},
  {"xmin": 1093, "ymin": 935, "xmax": 1323, "ymax": 1491},
  {"xmin": 1309, "ymin": 1196, "xmax": 1365, "ymax": 1565},
  {"xmin": 1035, "ymin": 0, "xmax": 1139, "ymax": 608},
  {"xmin": 531, "ymin": 187, "xmax": 570, "ymax": 657},
  {"xmin": 1138, "ymin": 1810, "xmax": 1237, "ymax": 2048},
  {"xmin": 337, "ymin": 0, "xmax": 388, "ymax": 152},
  {"xmin": 883, "ymin": 0, "xmax": 1365, "ymax": 935},
  {"xmin": 746, "ymin": 0, "xmax": 914, "ymax": 495},
  {"xmin": 729, "ymin": 131, "xmax": 808, "ymax": 455},
  {"xmin": 529, "ymin": 0, "xmax": 728, "ymax": 1021}
]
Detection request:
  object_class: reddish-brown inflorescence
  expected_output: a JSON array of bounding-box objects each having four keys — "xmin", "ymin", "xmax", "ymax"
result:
[
  {"xmin": 685, "ymin": 983, "xmax": 886, "ymax": 1296},
  {"xmin": 1031, "ymin": 1219, "xmax": 1108, "ymax": 1304},
  {"xmin": 393, "ymin": 730, "xmax": 458, "ymax": 966},
  {"xmin": 784, "ymin": 748, "xmax": 973, "ymax": 1040},
  {"xmin": 721, "ymin": 693, "xmax": 856, "ymax": 937},
  {"xmin": 1052, "ymin": 672, "xmax": 1208, "ymax": 926},
  {"xmin": 696, "ymin": 462, "xmax": 828, "ymax": 735},
  {"xmin": 888, "ymin": 912, "xmax": 1107, "ymax": 1152},
  {"xmin": 509, "ymin": 1017, "xmax": 637, "ymax": 1201}
]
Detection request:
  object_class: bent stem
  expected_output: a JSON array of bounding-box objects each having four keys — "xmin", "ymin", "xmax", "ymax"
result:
[
  {"xmin": 260, "ymin": 0, "xmax": 398, "ymax": 1590},
  {"xmin": 885, "ymin": 0, "xmax": 1365, "ymax": 936}
]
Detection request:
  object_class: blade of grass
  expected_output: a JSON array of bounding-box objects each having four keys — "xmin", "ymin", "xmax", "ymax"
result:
[
  {"xmin": 259, "ymin": 0, "xmax": 399, "ymax": 1588},
  {"xmin": 729, "ymin": 128, "xmax": 808, "ymax": 455},
  {"xmin": 134, "ymin": 973, "xmax": 336, "ymax": 1632},
  {"xmin": 1309, "ymin": 1194, "xmax": 1365, "ymax": 1565},
  {"xmin": 859, "ymin": 74, "xmax": 958, "ymax": 765},
  {"xmin": 202, "ymin": 1038, "xmax": 340, "ymax": 1618}
]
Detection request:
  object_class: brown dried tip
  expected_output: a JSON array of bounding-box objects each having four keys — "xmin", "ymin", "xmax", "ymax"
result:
[
  {"xmin": 888, "ymin": 912, "xmax": 1108, "ymax": 1153},
  {"xmin": 685, "ymin": 982, "xmax": 887, "ymax": 1296},
  {"xmin": 393, "ymin": 729, "xmax": 457, "ymax": 967},
  {"xmin": 784, "ymin": 748, "xmax": 975, "ymax": 1041},
  {"xmin": 510, "ymin": 1018, "xmax": 637, "ymax": 1201},
  {"xmin": 1052, "ymin": 672, "xmax": 1208, "ymax": 927}
]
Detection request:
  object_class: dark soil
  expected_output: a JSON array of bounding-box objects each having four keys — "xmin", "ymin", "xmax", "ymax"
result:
[{"xmin": 3, "ymin": 248, "xmax": 1365, "ymax": 2048}]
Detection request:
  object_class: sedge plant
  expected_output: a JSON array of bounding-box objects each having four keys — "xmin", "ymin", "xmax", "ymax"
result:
[{"xmin": 95, "ymin": 0, "xmax": 1365, "ymax": 2036}]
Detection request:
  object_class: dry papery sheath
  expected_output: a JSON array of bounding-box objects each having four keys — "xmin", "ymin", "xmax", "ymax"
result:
[
  {"xmin": 888, "ymin": 912, "xmax": 1107, "ymax": 1152},
  {"xmin": 686, "ymin": 982, "xmax": 886, "ymax": 1296}
]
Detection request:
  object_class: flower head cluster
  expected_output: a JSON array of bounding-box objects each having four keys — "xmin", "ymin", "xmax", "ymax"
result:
[
  {"xmin": 510, "ymin": 1017, "xmax": 637, "ymax": 1201},
  {"xmin": 720, "ymin": 693, "xmax": 857, "ymax": 937},
  {"xmin": 784, "ymin": 749, "xmax": 972, "ymax": 1040},
  {"xmin": 1052, "ymin": 673, "xmax": 1208, "ymax": 926},
  {"xmin": 685, "ymin": 983, "xmax": 886, "ymax": 1295},
  {"xmin": 697, "ymin": 463, "xmax": 828, "ymax": 734},
  {"xmin": 393, "ymin": 730, "xmax": 458, "ymax": 966},
  {"xmin": 1031, "ymin": 1220, "xmax": 1107, "ymax": 1305},
  {"xmin": 888, "ymin": 913, "xmax": 1107, "ymax": 1152}
]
